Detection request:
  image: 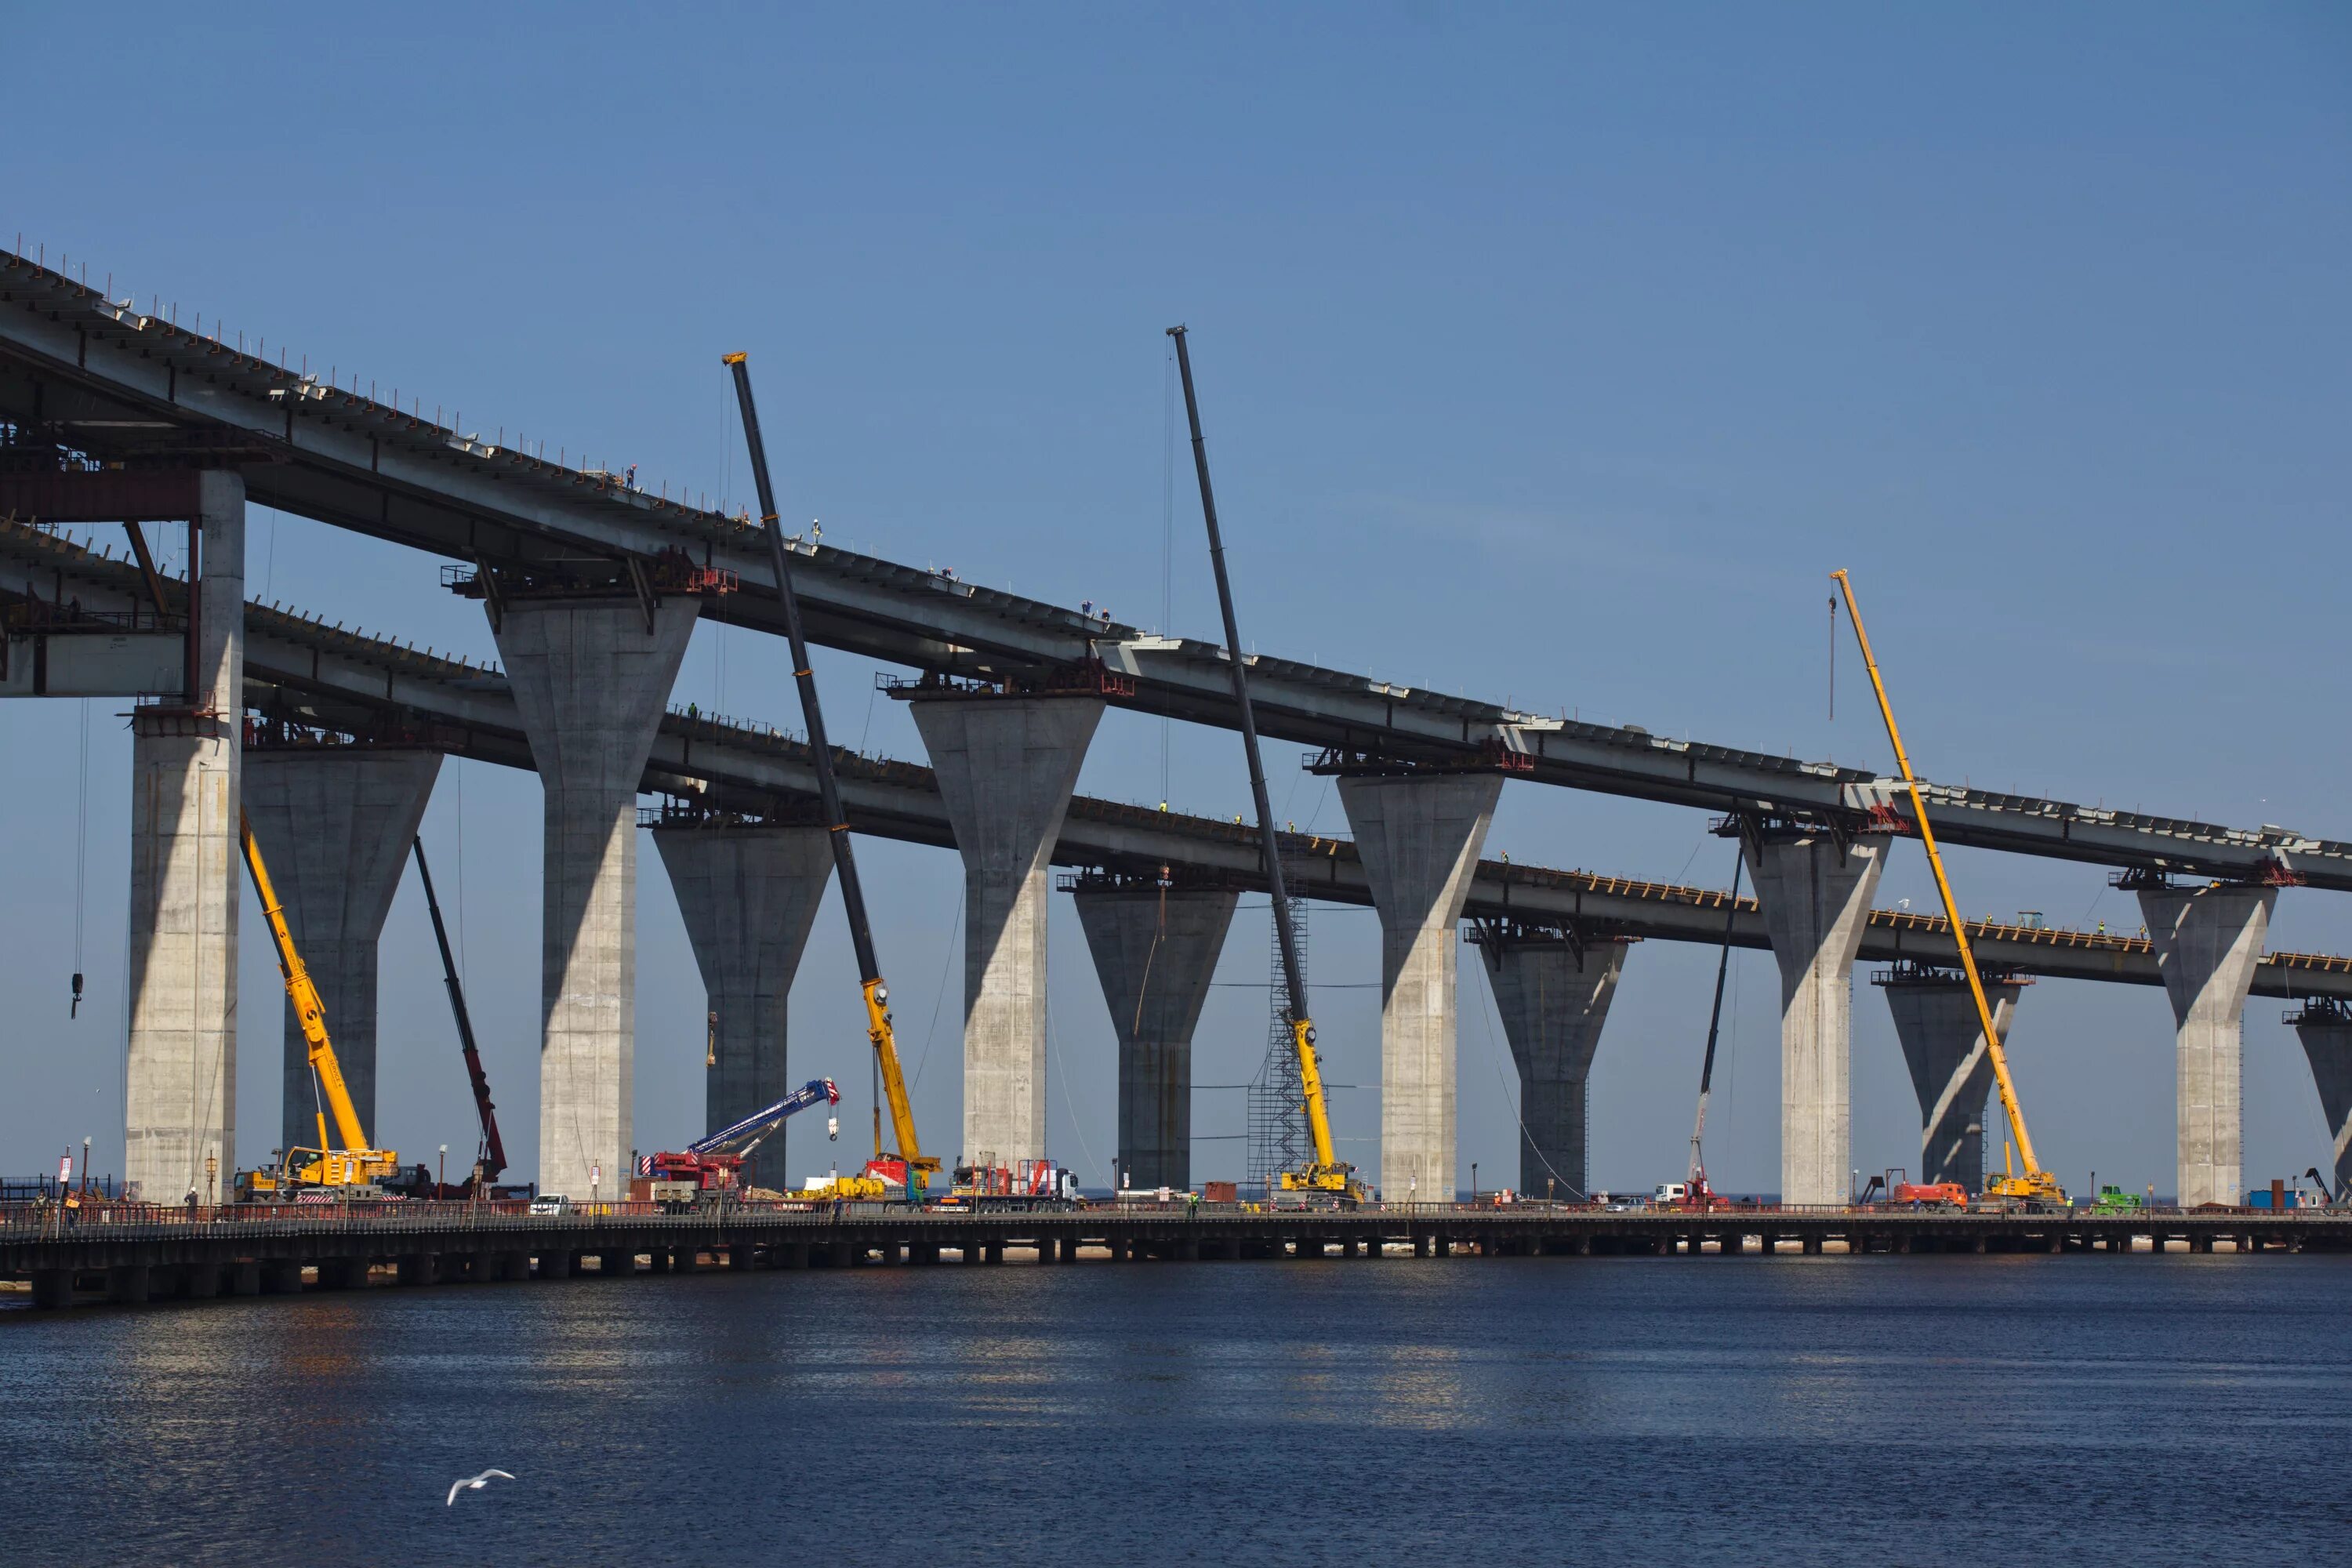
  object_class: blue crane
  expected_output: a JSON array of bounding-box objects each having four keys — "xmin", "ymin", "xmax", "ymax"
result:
[{"xmin": 687, "ymin": 1079, "xmax": 841, "ymax": 1160}]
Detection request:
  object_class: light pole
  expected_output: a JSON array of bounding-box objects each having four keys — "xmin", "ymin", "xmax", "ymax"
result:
[
  {"xmin": 1472, "ymin": 1162, "xmax": 1479, "ymax": 1203},
  {"xmin": 438, "ymin": 1144, "xmax": 448, "ymax": 1197},
  {"xmin": 205, "ymin": 1152, "xmax": 217, "ymax": 1214},
  {"xmin": 81, "ymin": 1137, "xmax": 91, "ymax": 1198}
]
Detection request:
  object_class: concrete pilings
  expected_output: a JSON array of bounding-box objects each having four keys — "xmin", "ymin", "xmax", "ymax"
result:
[
  {"xmin": 2291, "ymin": 1007, "xmax": 2352, "ymax": 1198},
  {"xmin": 1340, "ymin": 774, "xmax": 1503, "ymax": 1203},
  {"xmin": 243, "ymin": 747, "xmax": 442, "ymax": 1156},
  {"xmin": 1745, "ymin": 833, "xmax": 1886, "ymax": 1207},
  {"xmin": 488, "ymin": 597, "xmax": 699, "ymax": 1197},
  {"xmin": 1072, "ymin": 884, "xmax": 1239, "ymax": 1192},
  {"xmin": 1475, "ymin": 931, "xmax": 1628, "ymax": 1198},
  {"xmin": 652, "ymin": 823, "xmax": 834, "ymax": 1189},
  {"xmin": 1880, "ymin": 969, "xmax": 2020, "ymax": 1192},
  {"xmin": 2138, "ymin": 882, "xmax": 2276, "ymax": 1208},
  {"xmin": 125, "ymin": 471, "xmax": 245, "ymax": 1204},
  {"xmin": 907, "ymin": 696, "xmax": 1103, "ymax": 1164}
]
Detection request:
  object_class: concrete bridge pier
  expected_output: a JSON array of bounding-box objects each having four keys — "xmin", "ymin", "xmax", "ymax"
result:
[
  {"xmin": 243, "ymin": 746, "xmax": 442, "ymax": 1158},
  {"xmin": 124, "ymin": 471, "xmax": 245, "ymax": 1205},
  {"xmin": 2138, "ymin": 881, "xmax": 2276, "ymax": 1208},
  {"xmin": 1744, "ymin": 833, "xmax": 1886, "ymax": 1207},
  {"xmin": 487, "ymin": 596, "xmax": 699, "ymax": 1197},
  {"xmin": 1071, "ymin": 880, "xmax": 1239, "ymax": 1192},
  {"xmin": 906, "ymin": 695, "xmax": 1103, "ymax": 1165},
  {"xmin": 652, "ymin": 822, "xmax": 834, "ymax": 1191},
  {"xmin": 1879, "ymin": 967, "xmax": 2022, "ymax": 1192},
  {"xmin": 2289, "ymin": 1003, "xmax": 2352, "ymax": 1198},
  {"xmin": 30, "ymin": 1270, "xmax": 73, "ymax": 1308},
  {"xmin": 1338, "ymin": 773, "xmax": 1504, "ymax": 1204},
  {"xmin": 1475, "ymin": 927, "xmax": 1629, "ymax": 1198}
]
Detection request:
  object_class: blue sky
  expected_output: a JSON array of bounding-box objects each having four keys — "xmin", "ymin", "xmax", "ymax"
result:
[{"xmin": 4, "ymin": 5, "xmax": 2348, "ymax": 1196}]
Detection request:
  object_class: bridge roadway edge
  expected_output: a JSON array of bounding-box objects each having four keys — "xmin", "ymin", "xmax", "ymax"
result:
[{"xmin": 7, "ymin": 1205, "xmax": 2346, "ymax": 1305}]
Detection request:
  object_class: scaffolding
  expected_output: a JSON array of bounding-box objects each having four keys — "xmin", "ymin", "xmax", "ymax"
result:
[{"xmin": 1245, "ymin": 862, "xmax": 1310, "ymax": 1200}]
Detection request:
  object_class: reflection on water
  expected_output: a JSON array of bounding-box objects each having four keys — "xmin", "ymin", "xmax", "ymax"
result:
[{"xmin": 7, "ymin": 1257, "xmax": 2352, "ymax": 1566}]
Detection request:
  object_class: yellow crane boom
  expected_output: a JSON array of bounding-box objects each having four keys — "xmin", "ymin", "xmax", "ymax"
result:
[
  {"xmin": 1831, "ymin": 571, "xmax": 2062, "ymax": 1207},
  {"xmin": 238, "ymin": 810, "xmax": 400, "ymax": 1189}
]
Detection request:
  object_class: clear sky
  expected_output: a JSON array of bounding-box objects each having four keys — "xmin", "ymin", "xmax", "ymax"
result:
[{"xmin": 4, "ymin": 5, "xmax": 2348, "ymax": 1198}]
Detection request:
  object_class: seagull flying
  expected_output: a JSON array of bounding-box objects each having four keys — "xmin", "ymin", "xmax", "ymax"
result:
[{"xmin": 447, "ymin": 1469, "xmax": 515, "ymax": 1507}]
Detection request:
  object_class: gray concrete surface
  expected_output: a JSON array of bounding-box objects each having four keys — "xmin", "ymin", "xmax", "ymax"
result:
[
  {"xmin": 491, "ymin": 597, "xmax": 699, "ymax": 1197},
  {"xmin": 651, "ymin": 822, "xmax": 833, "ymax": 1189},
  {"xmin": 1477, "ymin": 933, "xmax": 1628, "ymax": 1199},
  {"xmin": 1339, "ymin": 773, "xmax": 1503, "ymax": 1203},
  {"xmin": 1880, "ymin": 970, "xmax": 2020, "ymax": 1192},
  {"xmin": 1072, "ymin": 884, "xmax": 1239, "ymax": 1192},
  {"xmin": 2139, "ymin": 882, "xmax": 2277, "ymax": 1207},
  {"xmin": 124, "ymin": 471, "xmax": 244, "ymax": 1202},
  {"xmin": 1746, "ymin": 833, "xmax": 1886, "ymax": 1207},
  {"xmin": 243, "ymin": 747, "xmax": 441, "ymax": 1156},
  {"xmin": 909, "ymin": 697, "xmax": 1102, "ymax": 1165},
  {"xmin": 2292, "ymin": 1012, "xmax": 2352, "ymax": 1197}
]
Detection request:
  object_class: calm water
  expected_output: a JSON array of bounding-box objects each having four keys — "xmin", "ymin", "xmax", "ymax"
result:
[{"xmin": 5, "ymin": 1255, "xmax": 2350, "ymax": 1566}]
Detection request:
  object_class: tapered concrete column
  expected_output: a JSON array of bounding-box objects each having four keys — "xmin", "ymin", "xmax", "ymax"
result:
[
  {"xmin": 2291, "ymin": 1005, "xmax": 2352, "ymax": 1197},
  {"xmin": 2140, "ymin": 883, "xmax": 2276, "ymax": 1207},
  {"xmin": 1744, "ymin": 833, "xmax": 1885, "ymax": 1207},
  {"xmin": 1339, "ymin": 774, "xmax": 1501, "ymax": 1203},
  {"xmin": 1072, "ymin": 884, "xmax": 1240, "ymax": 1191},
  {"xmin": 1878, "ymin": 969, "xmax": 2022, "ymax": 1192},
  {"xmin": 1475, "ymin": 931, "xmax": 1628, "ymax": 1198},
  {"xmin": 244, "ymin": 748, "xmax": 442, "ymax": 1156},
  {"xmin": 652, "ymin": 823, "xmax": 833, "ymax": 1185},
  {"xmin": 489, "ymin": 597, "xmax": 699, "ymax": 1196},
  {"xmin": 906, "ymin": 697, "xmax": 1102, "ymax": 1164},
  {"xmin": 125, "ymin": 471, "xmax": 243, "ymax": 1203}
]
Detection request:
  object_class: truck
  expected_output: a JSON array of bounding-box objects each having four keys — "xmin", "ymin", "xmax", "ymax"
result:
[
  {"xmin": 2088, "ymin": 1185, "xmax": 2144, "ymax": 1214},
  {"xmin": 636, "ymin": 1079, "xmax": 840, "ymax": 1210},
  {"xmin": 941, "ymin": 1158, "xmax": 1082, "ymax": 1210}
]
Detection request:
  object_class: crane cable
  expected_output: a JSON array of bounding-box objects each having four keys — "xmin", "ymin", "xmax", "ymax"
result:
[{"xmin": 70, "ymin": 699, "xmax": 89, "ymax": 1018}]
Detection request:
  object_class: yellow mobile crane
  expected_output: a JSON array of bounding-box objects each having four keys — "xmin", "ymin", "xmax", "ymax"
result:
[
  {"xmin": 724, "ymin": 352, "xmax": 937, "ymax": 1203},
  {"xmin": 234, "ymin": 811, "xmax": 402, "ymax": 1195},
  {"xmin": 1169, "ymin": 326, "xmax": 1366, "ymax": 1205},
  {"xmin": 1833, "ymin": 570, "xmax": 2066, "ymax": 1210}
]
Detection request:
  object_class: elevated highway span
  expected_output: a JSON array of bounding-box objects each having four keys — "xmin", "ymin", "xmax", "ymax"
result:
[
  {"xmin": 0, "ymin": 247, "xmax": 2342, "ymax": 890},
  {"xmin": 6, "ymin": 517, "xmax": 2347, "ymax": 1002}
]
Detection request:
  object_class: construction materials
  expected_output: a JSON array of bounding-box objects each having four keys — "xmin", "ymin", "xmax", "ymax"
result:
[
  {"xmin": 233, "ymin": 810, "xmax": 401, "ymax": 1195},
  {"xmin": 1167, "ymin": 325, "xmax": 1364, "ymax": 1206},
  {"xmin": 1833, "ymin": 569, "xmax": 2065, "ymax": 1210},
  {"xmin": 726, "ymin": 352, "xmax": 937, "ymax": 1202},
  {"xmin": 411, "ymin": 836, "xmax": 506, "ymax": 1185},
  {"xmin": 638, "ymin": 1078, "xmax": 840, "ymax": 1207},
  {"xmin": 943, "ymin": 1157, "xmax": 1082, "ymax": 1209}
]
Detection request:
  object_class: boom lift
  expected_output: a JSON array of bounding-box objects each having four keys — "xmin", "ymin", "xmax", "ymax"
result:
[
  {"xmin": 1833, "ymin": 570, "xmax": 2067, "ymax": 1210},
  {"xmin": 641, "ymin": 1078, "xmax": 840, "ymax": 1207},
  {"xmin": 412, "ymin": 836, "xmax": 507, "ymax": 1187},
  {"xmin": 1168, "ymin": 325, "xmax": 1366, "ymax": 1205},
  {"xmin": 234, "ymin": 811, "xmax": 401, "ymax": 1195},
  {"xmin": 725, "ymin": 351, "xmax": 937, "ymax": 1204}
]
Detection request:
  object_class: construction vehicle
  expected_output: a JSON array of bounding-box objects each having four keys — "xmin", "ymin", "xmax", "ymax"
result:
[
  {"xmin": 1835, "ymin": 570, "xmax": 2067, "ymax": 1211},
  {"xmin": 637, "ymin": 1078, "xmax": 840, "ymax": 1210},
  {"xmin": 940, "ymin": 1157, "xmax": 1083, "ymax": 1210},
  {"xmin": 1169, "ymin": 325, "xmax": 1366, "ymax": 1207},
  {"xmin": 231, "ymin": 811, "xmax": 402, "ymax": 1196},
  {"xmin": 2089, "ymin": 1184, "xmax": 2144, "ymax": 1214},
  {"xmin": 2307, "ymin": 1167, "xmax": 2348, "ymax": 1206},
  {"xmin": 399, "ymin": 835, "xmax": 516, "ymax": 1197},
  {"xmin": 1857, "ymin": 1168, "xmax": 1968, "ymax": 1208},
  {"xmin": 726, "ymin": 352, "xmax": 938, "ymax": 1205},
  {"xmin": 1682, "ymin": 852, "xmax": 1742, "ymax": 1210}
]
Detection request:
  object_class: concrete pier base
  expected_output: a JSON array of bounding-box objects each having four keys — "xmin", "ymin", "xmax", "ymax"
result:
[
  {"xmin": 1747, "ymin": 833, "xmax": 1886, "ymax": 1207},
  {"xmin": 538, "ymin": 1250, "xmax": 574, "ymax": 1280},
  {"xmin": 2290, "ymin": 1004, "xmax": 2352, "ymax": 1199},
  {"xmin": 315, "ymin": 1258, "xmax": 366, "ymax": 1290},
  {"xmin": 397, "ymin": 1255, "xmax": 439, "ymax": 1287},
  {"xmin": 31, "ymin": 1270, "xmax": 73, "ymax": 1308},
  {"xmin": 652, "ymin": 823, "xmax": 833, "ymax": 1189},
  {"xmin": 124, "ymin": 472, "xmax": 245, "ymax": 1204},
  {"xmin": 227, "ymin": 1261, "xmax": 261, "ymax": 1296},
  {"xmin": 2139, "ymin": 882, "xmax": 2276, "ymax": 1208},
  {"xmin": 1339, "ymin": 772, "xmax": 1503, "ymax": 1203},
  {"xmin": 260, "ymin": 1261, "xmax": 303, "ymax": 1294},
  {"xmin": 106, "ymin": 1265, "xmax": 152, "ymax": 1305},
  {"xmin": 1880, "ymin": 967, "xmax": 2021, "ymax": 1192},
  {"xmin": 1475, "ymin": 929, "xmax": 1628, "ymax": 1197},
  {"xmin": 244, "ymin": 746, "xmax": 441, "ymax": 1157},
  {"xmin": 490, "ymin": 597, "xmax": 699, "ymax": 1196},
  {"xmin": 180, "ymin": 1263, "xmax": 221, "ymax": 1298},
  {"xmin": 907, "ymin": 695, "xmax": 1102, "ymax": 1164},
  {"xmin": 1073, "ymin": 882, "xmax": 1238, "ymax": 1192}
]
